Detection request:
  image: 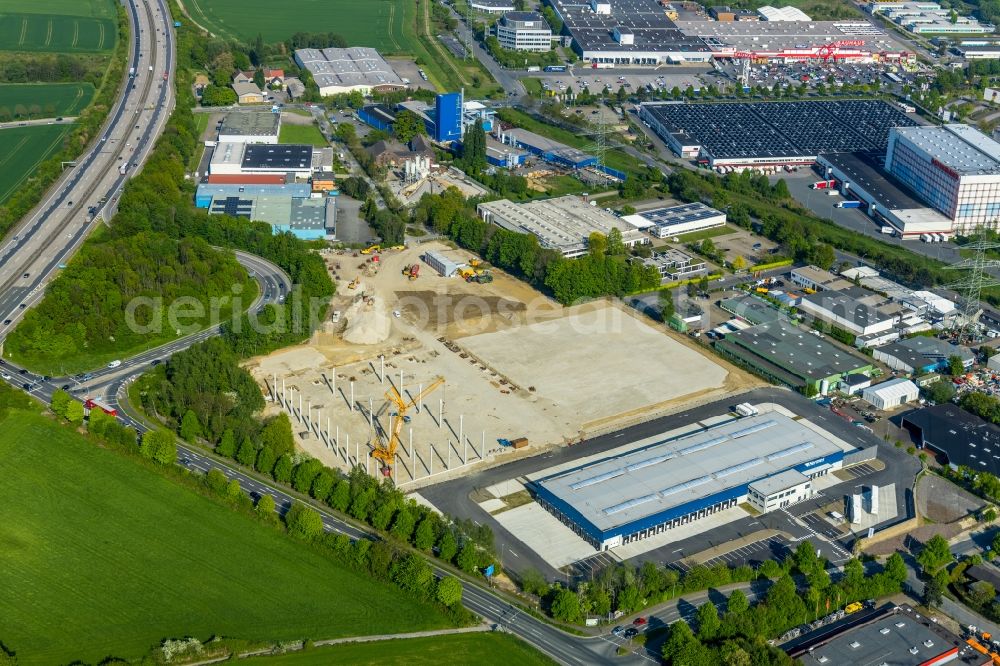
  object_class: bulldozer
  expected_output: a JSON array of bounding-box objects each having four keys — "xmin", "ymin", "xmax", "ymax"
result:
[
  {"xmin": 347, "ymin": 276, "xmax": 360, "ymax": 289},
  {"xmin": 401, "ymin": 264, "xmax": 420, "ymax": 280}
]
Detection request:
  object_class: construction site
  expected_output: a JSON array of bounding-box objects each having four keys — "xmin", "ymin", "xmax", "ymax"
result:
[{"xmin": 246, "ymin": 241, "xmax": 760, "ymax": 486}]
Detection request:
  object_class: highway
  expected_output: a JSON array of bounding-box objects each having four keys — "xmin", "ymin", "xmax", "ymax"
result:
[{"xmin": 0, "ymin": 0, "xmax": 174, "ymax": 339}]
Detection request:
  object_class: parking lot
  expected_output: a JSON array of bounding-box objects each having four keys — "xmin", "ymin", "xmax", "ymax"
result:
[
  {"xmin": 534, "ymin": 69, "xmax": 709, "ymax": 98},
  {"xmin": 700, "ymin": 536, "xmax": 792, "ymax": 568},
  {"xmin": 801, "ymin": 512, "xmax": 844, "ymax": 540}
]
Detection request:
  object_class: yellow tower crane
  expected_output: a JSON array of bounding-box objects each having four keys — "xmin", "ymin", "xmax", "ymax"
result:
[{"xmin": 372, "ymin": 377, "xmax": 444, "ymax": 475}]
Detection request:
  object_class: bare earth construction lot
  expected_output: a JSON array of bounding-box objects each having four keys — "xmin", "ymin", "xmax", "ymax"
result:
[{"xmin": 248, "ymin": 242, "xmax": 757, "ymax": 486}]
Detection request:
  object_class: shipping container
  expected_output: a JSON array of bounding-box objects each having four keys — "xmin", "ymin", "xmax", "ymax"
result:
[{"xmin": 511, "ymin": 437, "xmax": 529, "ymax": 449}]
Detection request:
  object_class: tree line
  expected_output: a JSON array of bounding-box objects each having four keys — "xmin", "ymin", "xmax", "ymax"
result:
[
  {"xmin": 667, "ymin": 169, "xmax": 948, "ymax": 290},
  {"xmin": 413, "ymin": 187, "xmax": 660, "ymax": 304}
]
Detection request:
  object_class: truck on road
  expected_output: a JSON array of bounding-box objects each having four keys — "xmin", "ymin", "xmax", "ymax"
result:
[
  {"xmin": 811, "ymin": 179, "xmax": 837, "ymax": 190},
  {"xmin": 84, "ymin": 397, "xmax": 117, "ymax": 417},
  {"xmin": 835, "ymin": 200, "xmax": 862, "ymax": 208},
  {"xmin": 880, "ymin": 226, "xmax": 895, "ymax": 235}
]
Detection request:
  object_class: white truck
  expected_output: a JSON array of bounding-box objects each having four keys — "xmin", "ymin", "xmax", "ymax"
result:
[
  {"xmin": 734, "ymin": 402, "xmax": 759, "ymax": 417},
  {"xmin": 880, "ymin": 226, "xmax": 894, "ymax": 235}
]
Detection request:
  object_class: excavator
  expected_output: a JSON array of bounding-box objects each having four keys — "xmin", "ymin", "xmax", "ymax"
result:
[
  {"xmin": 360, "ymin": 244, "xmax": 381, "ymax": 255},
  {"xmin": 372, "ymin": 377, "xmax": 444, "ymax": 476}
]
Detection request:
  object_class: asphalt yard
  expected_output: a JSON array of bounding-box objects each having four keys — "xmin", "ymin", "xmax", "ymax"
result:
[{"xmin": 700, "ymin": 536, "xmax": 792, "ymax": 569}]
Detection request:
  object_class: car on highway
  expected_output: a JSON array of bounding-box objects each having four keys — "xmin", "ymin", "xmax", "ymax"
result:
[
  {"xmin": 60, "ymin": 384, "xmax": 70, "ymax": 390},
  {"xmin": 0, "ymin": 373, "xmax": 10, "ymax": 381},
  {"xmin": 151, "ymin": 359, "xmax": 161, "ymax": 366},
  {"xmin": 107, "ymin": 359, "xmax": 122, "ymax": 369},
  {"xmin": 22, "ymin": 272, "xmax": 29, "ymax": 278},
  {"xmin": 623, "ymin": 627, "xmax": 639, "ymax": 639},
  {"xmin": 611, "ymin": 626, "xmax": 624, "ymax": 636},
  {"xmin": 21, "ymin": 383, "xmax": 31, "ymax": 391},
  {"xmin": 2, "ymin": 320, "xmax": 10, "ymax": 326},
  {"xmin": 632, "ymin": 617, "xmax": 647, "ymax": 626},
  {"xmin": 18, "ymin": 369, "xmax": 27, "ymax": 375}
]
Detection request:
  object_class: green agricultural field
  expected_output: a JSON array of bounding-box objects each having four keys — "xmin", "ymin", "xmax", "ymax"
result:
[
  {"xmin": 185, "ymin": 0, "xmax": 412, "ymax": 51},
  {"xmin": 0, "ymin": 411, "xmax": 453, "ymax": 665},
  {"xmin": 0, "ymin": 0, "xmax": 115, "ymax": 19},
  {"xmin": 279, "ymin": 122, "xmax": 328, "ymax": 147},
  {"xmin": 0, "ymin": 83, "xmax": 96, "ymax": 118},
  {"xmin": 0, "ymin": 13, "xmax": 117, "ymax": 53},
  {"xmin": 0, "ymin": 124, "xmax": 70, "ymax": 205},
  {"xmin": 241, "ymin": 633, "xmax": 558, "ymax": 665}
]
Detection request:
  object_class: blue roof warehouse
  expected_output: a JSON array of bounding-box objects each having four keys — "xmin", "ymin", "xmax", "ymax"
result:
[{"xmin": 532, "ymin": 411, "xmax": 853, "ymax": 550}]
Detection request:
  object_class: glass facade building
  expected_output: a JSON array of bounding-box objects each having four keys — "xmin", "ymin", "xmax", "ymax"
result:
[{"xmin": 885, "ymin": 124, "xmax": 1000, "ymax": 232}]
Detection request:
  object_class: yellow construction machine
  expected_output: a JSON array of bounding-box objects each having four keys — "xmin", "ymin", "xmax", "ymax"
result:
[{"xmin": 372, "ymin": 377, "xmax": 444, "ymax": 475}]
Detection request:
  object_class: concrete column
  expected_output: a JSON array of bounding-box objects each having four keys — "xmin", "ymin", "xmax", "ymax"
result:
[
  {"xmin": 350, "ymin": 381, "xmax": 354, "ymax": 412},
  {"xmin": 332, "ymin": 367, "xmax": 336, "ymax": 393},
  {"xmin": 438, "ymin": 399, "xmax": 443, "ymax": 429},
  {"xmin": 380, "ymin": 355, "xmax": 385, "ymax": 385},
  {"xmin": 430, "ymin": 443, "xmax": 434, "ymax": 475},
  {"xmin": 418, "ymin": 383, "xmax": 423, "ymax": 413},
  {"xmin": 459, "ymin": 414, "xmax": 464, "ymax": 451},
  {"xmin": 409, "ymin": 428, "xmax": 413, "ymax": 460}
]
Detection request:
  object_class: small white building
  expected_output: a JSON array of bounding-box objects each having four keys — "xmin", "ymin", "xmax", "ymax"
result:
[
  {"xmin": 748, "ymin": 469, "xmax": 813, "ymax": 513},
  {"xmin": 862, "ymin": 377, "xmax": 919, "ymax": 410}
]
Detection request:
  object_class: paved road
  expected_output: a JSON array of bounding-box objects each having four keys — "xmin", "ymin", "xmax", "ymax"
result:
[
  {"xmin": 419, "ymin": 387, "xmax": 921, "ymax": 581},
  {"xmin": 0, "ymin": 117, "xmax": 78, "ymax": 130},
  {"xmin": 0, "ymin": 0, "xmax": 175, "ymax": 340}
]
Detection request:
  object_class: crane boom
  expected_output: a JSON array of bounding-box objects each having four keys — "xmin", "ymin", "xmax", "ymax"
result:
[{"xmin": 372, "ymin": 377, "xmax": 444, "ymax": 473}]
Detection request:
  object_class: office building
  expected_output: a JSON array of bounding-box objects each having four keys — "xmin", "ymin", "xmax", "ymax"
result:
[
  {"xmin": 885, "ymin": 124, "xmax": 1000, "ymax": 233},
  {"xmin": 641, "ymin": 248, "xmax": 707, "ymax": 281},
  {"xmin": 496, "ymin": 12, "xmax": 553, "ymax": 52}
]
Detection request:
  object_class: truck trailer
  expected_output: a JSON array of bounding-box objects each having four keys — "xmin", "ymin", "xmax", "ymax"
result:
[{"xmin": 835, "ymin": 200, "xmax": 862, "ymax": 208}]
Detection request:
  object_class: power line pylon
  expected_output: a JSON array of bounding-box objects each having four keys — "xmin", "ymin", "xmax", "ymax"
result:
[{"xmin": 943, "ymin": 230, "xmax": 1000, "ymax": 342}]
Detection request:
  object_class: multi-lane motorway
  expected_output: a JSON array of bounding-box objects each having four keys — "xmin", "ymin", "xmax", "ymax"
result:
[{"xmin": 0, "ymin": 0, "xmax": 174, "ymax": 335}]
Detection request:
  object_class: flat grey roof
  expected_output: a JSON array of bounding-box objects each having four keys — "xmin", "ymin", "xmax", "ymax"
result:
[
  {"xmin": 817, "ymin": 151, "xmax": 928, "ymax": 211},
  {"xmin": 892, "ymin": 124, "xmax": 1000, "ymax": 175},
  {"xmin": 536, "ymin": 412, "xmax": 844, "ymax": 533},
  {"xmin": 749, "ymin": 468, "xmax": 809, "ymax": 496},
  {"xmin": 788, "ymin": 604, "xmax": 985, "ymax": 664},
  {"xmin": 219, "ymin": 111, "xmax": 280, "ymax": 138},
  {"xmin": 802, "ymin": 286, "xmax": 898, "ymax": 328},
  {"xmin": 719, "ymin": 295, "xmax": 783, "ymax": 325},
  {"xmin": 294, "ymin": 47, "xmax": 405, "ymax": 90},
  {"xmin": 552, "ymin": 0, "xmax": 711, "ymax": 53},
  {"xmin": 721, "ymin": 319, "xmax": 872, "ymax": 380}
]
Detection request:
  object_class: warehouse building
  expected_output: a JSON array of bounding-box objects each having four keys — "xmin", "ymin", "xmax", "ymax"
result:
[
  {"xmin": 799, "ymin": 287, "xmax": 900, "ymax": 336},
  {"xmin": 715, "ymin": 319, "xmax": 873, "ymax": 392},
  {"xmin": 873, "ymin": 336, "xmax": 974, "ymax": 375},
  {"xmin": 862, "ymin": 377, "xmax": 919, "ymax": 410},
  {"xmin": 486, "ymin": 138, "xmax": 528, "ymax": 168},
  {"xmin": 205, "ymin": 194, "xmax": 335, "ymax": 240},
  {"xmin": 533, "ymin": 411, "xmax": 850, "ymax": 550},
  {"xmin": 790, "ymin": 265, "xmax": 851, "ymax": 292},
  {"xmin": 477, "ymin": 195, "xmax": 647, "ymax": 257},
  {"xmin": 869, "ymin": 1, "xmax": 993, "ymax": 34},
  {"xmin": 639, "ymin": 101, "xmax": 916, "ymax": 167},
  {"xmin": 785, "ymin": 604, "xmax": 986, "ymax": 665},
  {"xmin": 548, "ymin": 0, "xmax": 713, "ymax": 64},
  {"xmin": 903, "ymin": 405, "xmax": 1000, "ymax": 478},
  {"xmin": 885, "ymin": 124, "xmax": 1000, "ymax": 233},
  {"xmin": 622, "ymin": 202, "xmax": 726, "ymax": 238},
  {"xmin": 218, "ymin": 111, "xmax": 281, "ymax": 144},
  {"xmin": 496, "ymin": 12, "xmax": 552, "ymax": 51},
  {"xmin": 471, "ymin": 0, "xmax": 515, "ymax": 12},
  {"xmin": 816, "ymin": 152, "xmax": 955, "ymax": 239},
  {"xmin": 209, "ymin": 143, "xmax": 315, "ymax": 179},
  {"xmin": 293, "ymin": 47, "xmax": 406, "ymax": 96}
]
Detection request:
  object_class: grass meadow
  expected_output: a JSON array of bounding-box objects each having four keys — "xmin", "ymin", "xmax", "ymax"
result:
[
  {"xmin": 0, "ymin": 83, "xmax": 96, "ymax": 118},
  {"xmin": 0, "ymin": 124, "xmax": 71, "ymax": 205}
]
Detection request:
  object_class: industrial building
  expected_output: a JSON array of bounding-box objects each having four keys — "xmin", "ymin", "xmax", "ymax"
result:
[
  {"xmin": 869, "ymin": 1, "xmax": 993, "ymax": 34},
  {"xmin": 293, "ymin": 47, "xmax": 406, "ymax": 96},
  {"xmin": 205, "ymin": 193, "xmax": 335, "ymax": 240},
  {"xmin": 640, "ymin": 248, "xmax": 707, "ymax": 281},
  {"xmin": 494, "ymin": 126, "xmax": 597, "ymax": 170},
  {"xmin": 496, "ymin": 12, "xmax": 553, "ymax": 51},
  {"xmin": 470, "ymin": 0, "xmax": 515, "ymax": 12},
  {"xmin": 715, "ymin": 319, "xmax": 873, "ymax": 392},
  {"xmin": 873, "ymin": 336, "xmax": 974, "ymax": 375},
  {"xmin": 358, "ymin": 93, "xmax": 490, "ymax": 144},
  {"xmin": 799, "ymin": 287, "xmax": 900, "ymax": 336},
  {"xmin": 675, "ymin": 19, "xmax": 903, "ymax": 63},
  {"xmin": 622, "ymin": 202, "xmax": 726, "ymax": 238},
  {"xmin": 903, "ymin": 404, "xmax": 1000, "ymax": 478},
  {"xmin": 816, "ymin": 152, "xmax": 954, "ymax": 239},
  {"xmin": 756, "ymin": 5, "xmax": 811, "ymax": 20},
  {"xmin": 209, "ymin": 142, "xmax": 316, "ymax": 179},
  {"xmin": 885, "ymin": 125, "xmax": 1000, "ymax": 233},
  {"xmin": 477, "ymin": 195, "xmax": 647, "ymax": 257},
  {"xmin": 719, "ymin": 295, "xmax": 784, "ymax": 325},
  {"xmin": 862, "ymin": 377, "xmax": 918, "ymax": 410},
  {"xmin": 194, "ymin": 182, "xmax": 311, "ymax": 208},
  {"xmin": 785, "ymin": 604, "xmax": 987, "ymax": 665},
  {"xmin": 218, "ymin": 111, "xmax": 280, "ymax": 144},
  {"xmin": 533, "ymin": 411, "xmax": 851, "ymax": 550},
  {"xmin": 639, "ymin": 100, "xmax": 915, "ymax": 167},
  {"xmin": 486, "ymin": 137, "xmax": 528, "ymax": 168},
  {"xmin": 790, "ymin": 265, "xmax": 851, "ymax": 292},
  {"xmin": 548, "ymin": 0, "xmax": 713, "ymax": 64}
]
